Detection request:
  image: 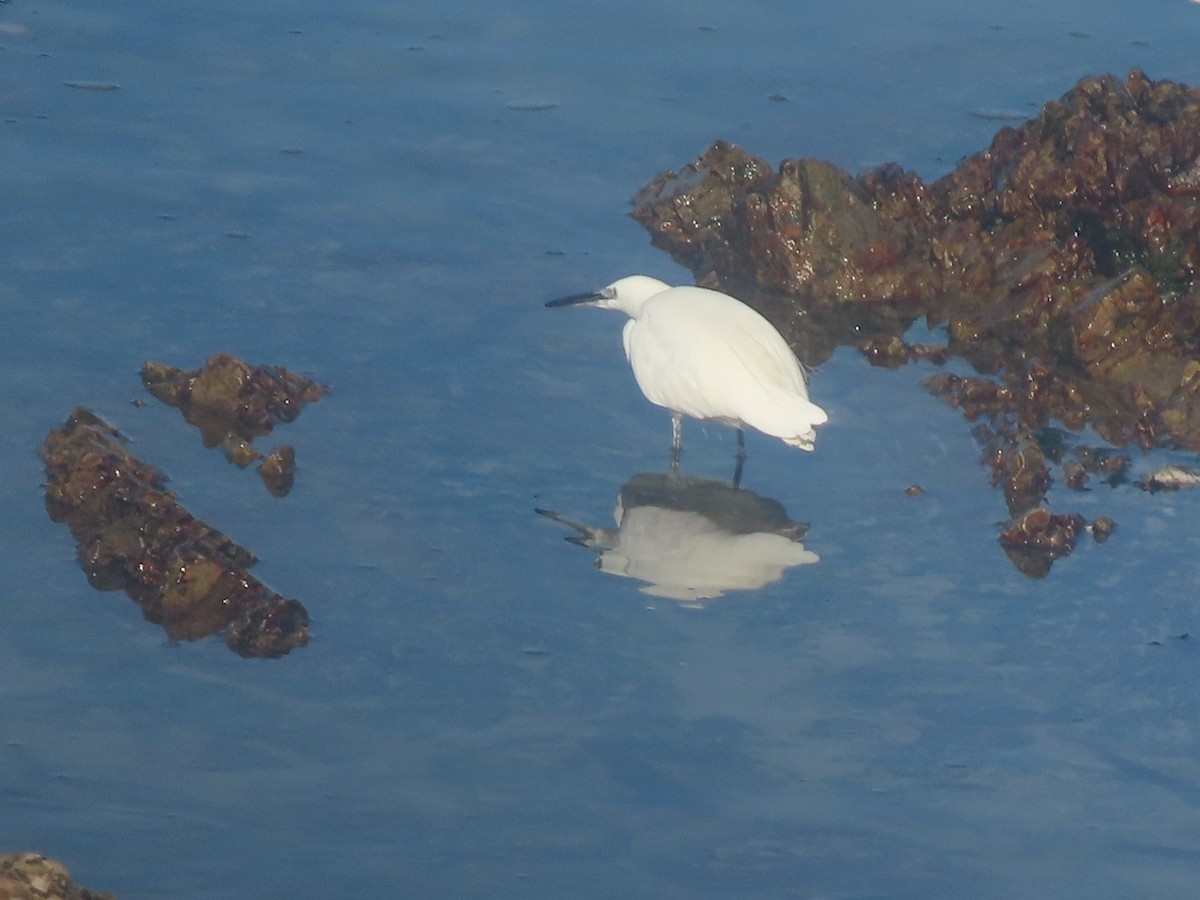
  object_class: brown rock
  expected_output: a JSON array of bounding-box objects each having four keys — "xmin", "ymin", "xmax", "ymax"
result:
[
  {"xmin": 140, "ymin": 353, "xmax": 326, "ymax": 447},
  {"xmin": 39, "ymin": 409, "xmax": 310, "ymax": 658},
  {"xmin": 0, "ymin": 853, "xmax": 115, "ymax": 900},
  {"xmin": 999, "ymin": 507, "xmax": 1087, "ymax": 578},
  {"xmin": 631, "ymin": 70, "xmax": 1200, "ymax": 573},
  {"xmin": 258, "ymin": 444, "xmax": 296, "ymax": 498}
]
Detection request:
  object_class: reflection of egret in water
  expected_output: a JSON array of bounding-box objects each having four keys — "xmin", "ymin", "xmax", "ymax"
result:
[{"xmin": 538, "ymin": 473, "xmax": 818, "ymax": 604}]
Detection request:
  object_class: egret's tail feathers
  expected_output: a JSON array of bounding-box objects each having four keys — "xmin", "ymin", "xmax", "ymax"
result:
[
  {"xmin": 761, "ymin": 394, "xmax": 828, "ymax": 451},
  {"xmin": 783, "ymin": 430, "xmax": 818, "ymax": 451},
  {"xmin": 802, "ymin": 400, "xmax": 829, "ymax": 427}
]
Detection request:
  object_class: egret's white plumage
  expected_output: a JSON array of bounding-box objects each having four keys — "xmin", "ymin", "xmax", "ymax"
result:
[{"xmin": 547, "ymin": 275, "xmax": 828, "ymax": 452}]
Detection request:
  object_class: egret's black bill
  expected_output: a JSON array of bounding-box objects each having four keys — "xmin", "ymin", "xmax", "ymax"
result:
[{"xmin": 546, "ymin": 291, "xmax": 603, "ymax": 308}]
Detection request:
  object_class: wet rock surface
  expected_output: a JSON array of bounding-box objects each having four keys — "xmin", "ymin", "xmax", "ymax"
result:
[
  {"xmin": 0, "ymin": 853, "xmax": 115, "ymax": 900},
  {"xmin": 997, "ymin": 507, "xmax": 1088, "ymax": 579},
  {"xmin": 141, "ymin": 353, "xmax": 326, "ymax": 496},
  {"xmin": 40, "ymin": 409, "xmax": 311, "ymax": 657},
  {"xmin": 631, "ymin": 69, "xmax": 1200, "ymax": 574}
]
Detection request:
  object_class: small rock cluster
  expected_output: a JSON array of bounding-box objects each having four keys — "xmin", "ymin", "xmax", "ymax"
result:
[{"xmin": 142, "ymin": 353, "xmax": 327, "ymax": 496}]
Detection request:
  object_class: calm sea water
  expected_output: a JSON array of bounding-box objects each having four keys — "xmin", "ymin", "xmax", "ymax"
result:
[{"xmin": 4, "ymin": 1, "xmax": 1200, "ymax": 897}]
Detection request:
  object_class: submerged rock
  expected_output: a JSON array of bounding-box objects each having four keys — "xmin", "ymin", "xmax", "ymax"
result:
[
  {"xmin": 631, "ymin": 70, "xmax": 1200, "ymax": 574},
  {"xmin": 40, "ymin": 409, "xmax": 310, "ymax": 657}
]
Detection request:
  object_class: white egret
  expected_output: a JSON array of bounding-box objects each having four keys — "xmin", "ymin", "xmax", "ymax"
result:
[{"xmin": 547, "ymin": 276, "xmax": 828, "ymax": 465}]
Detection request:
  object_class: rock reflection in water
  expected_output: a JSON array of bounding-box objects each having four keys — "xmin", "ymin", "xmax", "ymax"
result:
[{"xmin": 538, "ymin": 473, "xmax": 817, "ymax": 603}]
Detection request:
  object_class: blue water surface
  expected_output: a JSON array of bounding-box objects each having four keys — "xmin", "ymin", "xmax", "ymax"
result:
[{"xmin": 4, "ymin": 0, "xmax": 1200, "ymax": 897}]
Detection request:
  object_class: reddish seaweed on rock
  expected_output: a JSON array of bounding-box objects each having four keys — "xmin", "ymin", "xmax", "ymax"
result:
[
  {"xmin": 141, "ymin": 353, "xmax": 327, "ymax": 496},
  {"xmin": 39, "ymin": 409, "xmax": 310, "ymax": 658},
  {"xmin": 630, "ymin": 69, "xmax": 1200, "ymax": 575}
]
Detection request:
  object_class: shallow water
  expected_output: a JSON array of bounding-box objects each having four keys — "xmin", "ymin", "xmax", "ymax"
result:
[{"xmin": 4, "ymin": 0, "xmax": 1200, "ymax": 897}]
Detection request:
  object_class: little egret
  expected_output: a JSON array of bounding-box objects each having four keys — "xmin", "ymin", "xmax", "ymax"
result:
[{"xmin": 547, "ymin": 276, "xmax": 828, "ymax": 465}]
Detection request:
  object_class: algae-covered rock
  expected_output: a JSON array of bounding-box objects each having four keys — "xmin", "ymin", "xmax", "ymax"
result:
[
  {"xmin": 631, "ymin": 70, "xmax": 1200, "ymax": 574},
  {"xmin": 0, "ymin": 853, "xmax": 115, "ymax": 900},
  {"xmin": 141, "ymin": 353, "xmax": 326, "ymax": 443},
  {"xmin": 40, "ymin": 409, "xmax": 310, "ymax": 657},
  {"xmin": 141, "ymin": 353, "xmax": 326, "ymax": 496}
]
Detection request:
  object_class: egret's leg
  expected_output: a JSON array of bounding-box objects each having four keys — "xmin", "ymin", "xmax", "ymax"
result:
[
  {"xmin": 670, "ymin": 413, "xmax": 683, "ymax": 475},
  {"xmin": 732, "ymin": 428, "xmax": 746, "ymax": 488}
]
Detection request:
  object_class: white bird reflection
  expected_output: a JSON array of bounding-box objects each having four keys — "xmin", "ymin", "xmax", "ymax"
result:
[{"xmin": 538, "ymin": 473, "xmax": 818, "ymax": 604}]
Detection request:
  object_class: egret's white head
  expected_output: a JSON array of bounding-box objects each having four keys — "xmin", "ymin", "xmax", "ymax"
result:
[{"xmin": 546, "ymin": 275, "xmax": 670, "ymax": 319}]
